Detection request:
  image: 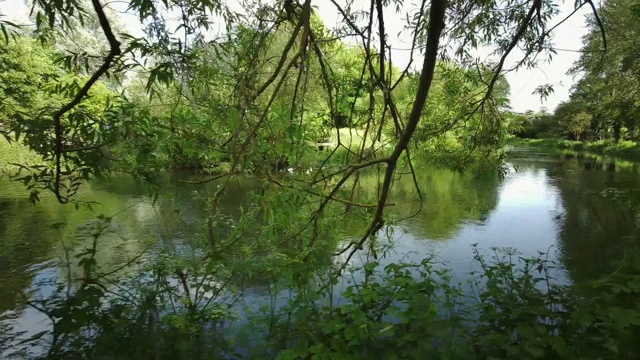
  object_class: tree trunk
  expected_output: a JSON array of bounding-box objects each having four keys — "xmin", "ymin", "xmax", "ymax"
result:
[{"xmin": 613, "ymin": 120, "xmax": 621, "ymax": 143}]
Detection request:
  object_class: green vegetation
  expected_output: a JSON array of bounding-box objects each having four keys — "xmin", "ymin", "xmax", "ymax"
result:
[
  {"xmin": 512, "ymin": 0, "xmax": 640, "ymax": 157},
  {"xmin": 0, "ymin": 0, "xmax": 639, "ymax": 358},
  {"xmin": 0, "ymin": 138, "xmax": 42, "ymax": 170},
  {"xmin": 512, "ymin": 138, "xmax": 640, "ymax": 160},
  {"xmin": 2, "ymin": 204, "xmax": 639, "ymax": 359}
]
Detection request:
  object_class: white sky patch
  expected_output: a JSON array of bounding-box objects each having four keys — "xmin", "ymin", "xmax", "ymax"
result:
[{"xmin": 1, "ymin": 0, "xmax": 591, "ymax": 113}]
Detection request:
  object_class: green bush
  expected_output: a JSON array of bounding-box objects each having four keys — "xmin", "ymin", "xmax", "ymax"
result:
[{"xmin": 4, "ymin": 238, "xmax": 639, "ymax": 359}]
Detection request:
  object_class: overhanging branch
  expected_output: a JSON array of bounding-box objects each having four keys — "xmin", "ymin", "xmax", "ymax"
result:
[
  {"xmin": 338, "ymin": 0, "xmax": 447, "ymax": 270},
  {"xmin": 53, "ymin": 0, "xmax": 121, "ymax": 203}
]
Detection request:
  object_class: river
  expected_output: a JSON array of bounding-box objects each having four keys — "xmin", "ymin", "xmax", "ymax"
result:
[{"xmin": 1, "ymin": 146, "xmax": 639, "ymax": 353}]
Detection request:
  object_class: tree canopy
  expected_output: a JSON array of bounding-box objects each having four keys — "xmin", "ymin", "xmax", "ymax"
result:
[
  {"xmin": 0, "ymin": 0, "xmax": 600, "ymax": 270},
  {"xmin": 517, "ymin": 0, "xmax": 640, "ymax": 142}
]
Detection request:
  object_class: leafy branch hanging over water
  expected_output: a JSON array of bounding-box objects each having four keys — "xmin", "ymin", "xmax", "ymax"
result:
[{"xmin": 1, "ymin": 0, "xmax": 631, "ymax": 358}]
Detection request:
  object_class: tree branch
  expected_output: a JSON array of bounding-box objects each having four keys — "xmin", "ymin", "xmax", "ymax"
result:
[
  {"xmin": 339, "ymin": 0, "xmax": 447, "ymax": 270},
  {"xmin": 53, "ymin": 0, "xmax": 121, "ymax": 203}
]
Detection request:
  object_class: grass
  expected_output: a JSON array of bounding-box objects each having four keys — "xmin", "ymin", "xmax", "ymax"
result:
[
  {"xmin": 319, "ymin": 128, "xmax": 393, "ymax": 164},
  {"xmin": 328, "ymin": 128, "xmax": 390, "ymax": 152},
  {"xmin": 510, "ymin": 137, "xmax": 640, "ymax": 160},
  {"xmin": 0, "ymin": 137, "xmax": 42, "ymax": 171}
]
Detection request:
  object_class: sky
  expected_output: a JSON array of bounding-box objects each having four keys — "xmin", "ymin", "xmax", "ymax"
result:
[
  {"xmin": 0, "ymin": 0, "xmax": 592, "ymax": 113},
  {"xmin": 309, "ymin": 0, "xmax": 593, "ymax": 113}
]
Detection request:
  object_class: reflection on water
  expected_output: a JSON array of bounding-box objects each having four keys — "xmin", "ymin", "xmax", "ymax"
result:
[{"xmin": 1, "ymin": 148, "xmax": 639, "ymax": 347}]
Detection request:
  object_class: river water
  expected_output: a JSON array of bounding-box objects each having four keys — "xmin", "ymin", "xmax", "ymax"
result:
[{"xmin": 1, "ymin": 147, "xmax": 639, "ymax": 351}]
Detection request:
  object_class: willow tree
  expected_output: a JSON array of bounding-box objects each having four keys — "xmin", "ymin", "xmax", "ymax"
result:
[{"xmin": 0, "ymin": 0, "xmax": 602, "ymax": 264}]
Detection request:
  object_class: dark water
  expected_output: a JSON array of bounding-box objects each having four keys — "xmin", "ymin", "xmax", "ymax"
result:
[{"xmin": 1, "ymin": 147, "xmax": 639, "ymax": 351}]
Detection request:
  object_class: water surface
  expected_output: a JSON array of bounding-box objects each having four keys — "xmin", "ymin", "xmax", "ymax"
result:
[{"xmin": 1, "ymin": 147, "xmax": 638, "ymax": 350}]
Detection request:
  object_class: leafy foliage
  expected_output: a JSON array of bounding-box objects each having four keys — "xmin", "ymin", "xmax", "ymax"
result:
[
  {"xmin": 4, "ymin": 219, "xmax": 639, "ymax": 359},
  {"xmin": 541, "ymin": 0, "xmax": 640, "ymax": 143},
  {"xmin": 3, "ymin": 0, "xmax": 637, "ymax": 359}
]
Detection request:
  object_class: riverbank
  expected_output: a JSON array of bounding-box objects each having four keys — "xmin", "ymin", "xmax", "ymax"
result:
[{"xmin": 510, "ymin": 138, "xmax": 640, "ymax": 160}]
